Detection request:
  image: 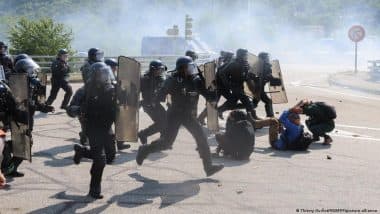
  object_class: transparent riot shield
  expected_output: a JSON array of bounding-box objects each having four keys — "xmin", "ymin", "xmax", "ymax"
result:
[
  {"xmin": 204, "ymin": 61, "xmax": 219, "ymax": 132},
  {"xmin": 0, "ymin": 66, "xmax": 5, "ymax": 80},
  {"xmin": 245, "ymin": 53, "xmax": 263, "ymax": 99},
  {"xmin": 8, "ymin": 73, "xmax": 32, "ymax": 162},
  {"xmin": 37, "ymin": 72, "xmax": 47, "ymax": 103},
  {"xmin": 115, "ymin": 56, "xmax": 141, "ymax": 142},
  {"xmin": 269, "ymin": 60, "xmax": 288, "ymax": 104}
]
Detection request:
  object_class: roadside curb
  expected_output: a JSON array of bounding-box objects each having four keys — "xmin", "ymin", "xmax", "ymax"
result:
[{"xmin": 328, "ymin": 72, "xmax": 380, "ymax": 95}]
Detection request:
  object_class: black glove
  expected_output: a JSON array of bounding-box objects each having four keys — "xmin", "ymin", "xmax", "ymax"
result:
[{"xmin": 269, "ymin": 77, "xmax": 282, "ymax": 86}]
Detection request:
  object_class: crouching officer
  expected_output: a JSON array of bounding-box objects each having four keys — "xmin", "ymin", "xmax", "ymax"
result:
[
  {"xmin": 45, "ymin": 49, "xmax": 73, "ymax": 109},
  {"xmin": 138, "ymin": 60, "xmax": 167, "ymax": 144},
  {"xmin": 71, "ymin": 62, "xmax": 116, "ymax": 199},
  {"xmin": 136, "ymin": 56, "xmax": 224, "ymax": 177},
  {"xmin": 299, "ymin": 100, "xmax": 336, "ymax": 145}
]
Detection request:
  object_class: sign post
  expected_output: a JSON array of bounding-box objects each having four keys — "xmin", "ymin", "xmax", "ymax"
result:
[{"xmin": 348, "ymin": 25, "xmax": 365, "ymax": 73}]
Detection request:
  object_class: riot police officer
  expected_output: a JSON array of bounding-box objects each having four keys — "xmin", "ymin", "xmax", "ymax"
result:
[
  {"xmin": 8, "ymin": 57, "xmax": 54, "ymax": 176},
  {"xmin": 45, "ymin": 49, "xmax": 73, "ymax": 109},
  {"xmin": 0, "ymin": 42, "xmax": 13, "ymax": 79},
  {"xmin": 198, "ymin": 51, "xmax": 234, "ymax": 124},
  {"xmin": 218, "ymin": 50, "xmax": 234, "ymax": 67},
  {"xmin": 81, "ymin": 48, "xmax": 104, "ymax": 83},
  {"xmin": 71, "ymin": 62, "xmax": 116, "ymax": 199},
  {"xmin": 136, "ymin": 56, "xmax": 224, "ymax": 177},
  {"xmin": 138, "ymin": 60, "xmax": 167, "ymax": 144},
  {"xmin": 0, "ymin": 71, "xmax": 28, "ymax": 177},
  {"xmin": 13, "ymin": 56, "xmax": 54, "ymax": 129},
  {"xmin": 217, "ymin": 49, "xmax": 258, "ymax": 120},
  {"xmin": 253, "ymin": 52, "xmax": 281, "ymax": 117}
]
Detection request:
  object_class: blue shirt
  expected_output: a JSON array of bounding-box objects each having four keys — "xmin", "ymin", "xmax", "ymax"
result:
[{"xmin": 274, "ymin": 110, "xmax": 303, "ymax": 150}]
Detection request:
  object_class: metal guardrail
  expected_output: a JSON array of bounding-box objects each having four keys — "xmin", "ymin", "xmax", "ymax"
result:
[{"xmin": 20, "ymin": 55, "xmax": 215, "ymax": 73}]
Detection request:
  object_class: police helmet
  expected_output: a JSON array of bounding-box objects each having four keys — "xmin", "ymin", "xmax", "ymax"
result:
[
  {"xmin": 105, "ymin": 58, "xmax": 118, "ymax": 68},
  {"xmin": 14, "ymin": 58, "xmax": 40, "ymax": 78},
  {"xmin": 88, "ymin": 48, "xmax": 104, "ymax": 62},
  {"xmin": 176, "ymin": 56, "xmax": 197, "ymax": 76},
  {"xmin": 14, "ymin": 54, "xmax": 30, "ymax": 65},
  {"xmin": 258, "ymin": 52, "xmax": 270, "ymax": 62},
  {"xmin": 58, "ymin": 49, "xmax": 69, "ymax": 56},
  {"xmin": 236, "ymin": 48, "xmax": 248, "ymax": 60},
  {"xmin": 185, "ymin": 50, "xmax": 198, "ymax": 61},
  {"xmin": 88, "ymin": 62, "xmax": 113, "ymax": 85}
]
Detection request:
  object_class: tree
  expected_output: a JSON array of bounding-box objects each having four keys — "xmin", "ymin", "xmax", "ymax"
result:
[{"xmin": 8, "ymin": 17, "xmax": 73, "ymax": 55}]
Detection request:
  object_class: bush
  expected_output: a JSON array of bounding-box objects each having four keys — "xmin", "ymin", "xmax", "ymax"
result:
[{"xmin": 8, "ymin": 17, "xmax": 73, "ymax": 56}]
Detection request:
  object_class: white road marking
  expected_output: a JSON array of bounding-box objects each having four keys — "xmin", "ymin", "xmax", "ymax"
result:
[
  {"xmin": 330, "ymin": 133, "xmax": 380, "ymax": 142},
  {"xmin": 335, "ymin": 124, "xmax": 380, "ymax": 131},
  {"xmin": 302, "ymin": 85, "xmax": 380, "ymax": 101}
]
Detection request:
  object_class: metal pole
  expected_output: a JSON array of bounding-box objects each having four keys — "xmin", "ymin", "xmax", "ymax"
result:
[{"xmin": 355, "ymin": 42, "xmax": 358, "ymax": 74}]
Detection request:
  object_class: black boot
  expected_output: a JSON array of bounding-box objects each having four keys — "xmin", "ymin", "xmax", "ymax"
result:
[
  {"xmin": 117, "ymin": 141, "xmax": 131, "ymax": 150},
  {"xmin": 88, "ymin": 191, "xmax": 103, "ymax": 199},
  {"xmin": 202, "ymin": 155, "xmax": 224, "ymax": 177},
  {"xmin": 79, "ymin": 132, "xmax": 87, "ymax": 146},
  {"xmin": 205, "ymin": 164, "xmax": 224, "ymax": 177},
  {"xmin": 265, "ymin": 103, "xmax": 274, "ymax": 117},
  {"xmin": 89, "ymin": 181, "xmax": 103, "ymax": 199},
  {"xmin": 323, "ymin": 135, "xmax": 333, "ymax": 145},
  {"xmin": 73, "ymin": 144, "xmax": 83, "ymax": 165},
  {"xmin": 136, "ymin": 145, "xmax": 150, "ymax": 165},
  {"xmin": 138, "ymin": 132, "xmax": 148, "ymax": 145}
]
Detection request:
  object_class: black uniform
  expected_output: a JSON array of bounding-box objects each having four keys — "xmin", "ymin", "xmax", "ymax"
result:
[
  {"xmin": 46, "ymin": 58, "xmax": 73, "ymax": 108},
  {"xmin": 0, "ymin": 81, "xmax": 28, "ymax": 177},
  {"xmin": 8, "ymin": 58, "xmax": 54, "ymax": 176},
  {"xmin": 136, "ymin": 63, "xmax": 223, "ymax": 176},
  {"xmin": 252, "ymin": 61, "xmax": 279, "ymax": 117},
  {"xmin": 218, "ymin": 58, "xmax": 255, "ymax": 116},
  {"xmin": 67, "ymin": 87, "xmax": 87, "ymax": 145},
  {"xmin": 138, "ymin": 71, "xmax": 166, "ymax": 142},
  {"xmin": 0, "ymin": 54, "xmax": 13, "ymax": 79},
  {"xmin": 67, "ymin": 86, "xmax": 116, "ymax": 161},
  {"xmin": 72, "ymin": 62, "xmax": 116, "ymax": 199}
]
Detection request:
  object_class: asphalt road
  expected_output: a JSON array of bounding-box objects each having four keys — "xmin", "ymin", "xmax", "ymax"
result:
[{"xmin": 1, "ymin": 64, "xmax": 380, "ymax": 214}]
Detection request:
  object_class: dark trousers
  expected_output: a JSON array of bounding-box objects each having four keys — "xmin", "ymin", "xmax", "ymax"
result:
[
  {"xmin": 306, "ymin": 120, "xmax": 335, "ymax": 138},
  {"xmin": 139, "ymin": 104, "xmax": 166, "ymax": 137},
  {"xmin": 218, "ymin": 92, "xmax": 254, "ymax": 114},
  {"xmin": 46, "ymin": 79, "xmax": 73, "ymax": 107},
  {"xmin": 146, "ymin": 110, "xmax": 213, "ymax": 169},
  {"xmin": 82, "ymin": 125, "xmax": 113, "ymax": 194},
  {"xmin": 1, "ymin": 141, "xmax": 23, "ymax": 173},
  {"xmin": 253, "ymin": 91, "xmax": 274, "ymax": 117},
  {"xmin": 198, "ymin": 88, "xmax": 232, "ymax": 122}
]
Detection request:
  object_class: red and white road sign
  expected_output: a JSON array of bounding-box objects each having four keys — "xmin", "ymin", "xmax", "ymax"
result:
[{"xmin": 348, "ymin": 25, "xmax": 365, "ymax": 43}]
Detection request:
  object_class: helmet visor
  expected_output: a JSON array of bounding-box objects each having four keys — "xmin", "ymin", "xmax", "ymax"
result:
[
  {"xmin": 95, "ymin": 51, "xmax": 104, "ymax": 61},
  {"xmin": 186, "ymin": 63, "xmax": 198, "ymax": 76}
]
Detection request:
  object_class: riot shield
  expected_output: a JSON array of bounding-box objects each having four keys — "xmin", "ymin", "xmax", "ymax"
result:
[
  {"xmin": 245, "ymin": 53, "xmax": 263, "ymax": 99},
  {"xmin": 37, "ymin": 72, "xmax": 47, "ymax": 103},
  {"xmin": 204, "ymin": 61, "xmax": 219, "ymax": 132},
  {"xmin": 8, "ymin": 73, "xmax": 32, "ymax": 162},
  {"xmin": 115, "ymin": 56, "xmax": 141, "ymax": 142},
  {"xmin": 0, "ymin": 66, "xmax": 5, "ymax": 80},
  {"xmin": 269, "ymin": 60, "xmax": 288, "ymax": 104}
]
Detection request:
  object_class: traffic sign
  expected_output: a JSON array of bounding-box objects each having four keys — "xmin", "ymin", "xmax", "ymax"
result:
[
  {"xmin": 348, "ymin": 25, "xmax": 365, "ymax": 43},
  {"xmin": 348, "ymin": 25, "xmax": 366, "ymax": 73}
]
